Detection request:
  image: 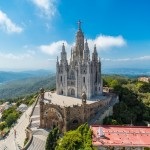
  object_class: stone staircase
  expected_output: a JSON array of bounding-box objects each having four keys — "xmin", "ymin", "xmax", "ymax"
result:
[
  {"xmin": 30, "ymin": 102, "xmax": 40, "ymax": 130},
  {"xmin": 27, "ymin": 129, "xmax": 48, "ymax": 150}
]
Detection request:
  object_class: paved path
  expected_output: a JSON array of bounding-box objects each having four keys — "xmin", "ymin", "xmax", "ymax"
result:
[
  {"xmin": 30, "ymin": 104, "xmax": 40, "ymax": 130},
  {"xmin": 27, "ymin": 129, "xmax": 48, "ymax": 150},
  {"xmin": 0, "ymin": 106, "xmax": 33, "ymax": 150}
]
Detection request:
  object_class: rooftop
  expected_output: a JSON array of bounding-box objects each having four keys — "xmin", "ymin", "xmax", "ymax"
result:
[{"xmin": 91, "ymin": 125, "xmax": 150, "ymax": 147}]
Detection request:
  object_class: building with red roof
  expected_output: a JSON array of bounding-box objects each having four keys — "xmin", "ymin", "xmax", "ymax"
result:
[{"xmin": 91, "ymin": 125, "xmax": 150, "ymax": 150}]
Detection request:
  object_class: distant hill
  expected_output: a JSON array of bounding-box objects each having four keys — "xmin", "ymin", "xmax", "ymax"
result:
[
  {"xmin": 0, "ymin": 74, "xmax": 56, "ymax": 99},
  {"xmin": 102, "ymin": 68, "xmax": 150, "ymax": 77},
  {"xmin": 0, "ymin": 69, "xmax": 53, "ymax": 84},
  {"xmin": 1, "ymin": 68, "xmax": 149, "ymax": 100}
]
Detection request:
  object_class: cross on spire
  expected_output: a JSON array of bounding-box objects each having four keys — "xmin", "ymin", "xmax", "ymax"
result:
[{"xmin": 77, "ymin": 20, "xmax": 82, "ymax": 30}]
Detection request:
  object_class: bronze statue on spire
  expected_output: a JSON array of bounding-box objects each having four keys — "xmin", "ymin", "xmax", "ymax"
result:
[{"xmin": 77, "ymin": 20, "xmax": 82, "ymax": 30}]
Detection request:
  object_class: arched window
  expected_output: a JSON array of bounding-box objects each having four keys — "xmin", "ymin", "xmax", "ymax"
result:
[
  {"xmin": 95, "ymin": 87, "xmax": 97, "ymax": 91},
  {"xmin": 83, "ymin": 77, "xmax": 85, "ymax": 83},
  {"xmin": 61, "ymin": 90, "xmax": 63, "ymax": 95},
  {"xmin": 95, "ymin": 72, "xmax": 97, "ymax": 83},
  {"xmin": 70, "ymin": 89, "xmax": 75, "ymax": 96},
  {"xmin": 70, "ymin": 70, "xmax": 75, "ymax": 79}
]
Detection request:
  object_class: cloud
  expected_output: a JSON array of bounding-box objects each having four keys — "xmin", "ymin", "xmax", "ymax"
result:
[
  {"xmin": 40, "ymin": 40, "xmax": 71, "ymax": 55},
  {"xmin": 31, "ymin": 0, "xmax": 58, "ymax": 19},
  {"xmin": 40, "ymin": 34, "xmax": 126, "ymax": 57},
  {"xmin": 102, "ymin": 56, "xmax": 150, "ymax": 62},
  {"xmin": 134, "ymin": 56, "xmax": 150, "ymax": 60},
  {"xmin": 88, "ymin": 35, "xmax": 126, "ymax": 50},
  {"xmin": 0, "ymin": 10, "xmax": 23, "ymax": 33},
  {"xmin": 0, "ymin": 52, "xmax": 32, "ymax": 60},
  {"xmin": 0, "ymin": 51, "xmax": 54, "ymax": 71}
]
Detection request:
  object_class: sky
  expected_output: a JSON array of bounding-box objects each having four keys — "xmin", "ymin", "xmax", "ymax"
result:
[{"xmin": 0, "ymin": 0, "xmax": 150, "ymax": 71}]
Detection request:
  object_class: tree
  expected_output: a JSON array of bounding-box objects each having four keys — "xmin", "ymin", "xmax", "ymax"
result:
[
  {"xmin": 45, "ymin": 128, "xmax": 59, "ymax": 150},
  {"xmin": 110, "ymin": 79, "xmax": 119, "ymax": 88},
  {"xmin": 0, "ymin": 122, "xmax": 7, "ymax": 130},
  {"xmin": 56, "ymin": 123, "xmax": 94, "ymax": 150},
  {"xmin": 56, "ymin": 130, "xmax": 82, "ymax": 150},
  {"xmin": 138, "ymin": 82, "xmax": 150, "ymax": 93},
  {"xmin": 5, "ymin": 113, "xmax": 18, "ymax": 127}
]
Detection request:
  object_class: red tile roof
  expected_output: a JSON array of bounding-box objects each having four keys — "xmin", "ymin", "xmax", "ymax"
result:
[{"xmin": 91, "ymin": 125, "xmax": 150, "ymax": 147}]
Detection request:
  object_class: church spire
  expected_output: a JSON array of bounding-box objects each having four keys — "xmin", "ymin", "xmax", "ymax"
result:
[
  {"xmin": 83, "ymin": 39, "xmax": 90, "ymax": 62},
  {"xmin": 61, "ymin": 43, "xmax": 67, "ymax": 63},
  {"xmin": 74, "ymin": 20, "xmax": 84, "ymax": 60},
  {"xmin": 94, "ymin": 44, "xmax": 97, "ymax": 54},
  {"xmin": 62, "ymin": 43, "xmax": 65, "ymax": 52},
  {"xmin": 77, "ymin": 20, "xmax": 82, "ymax": 30},
  {"xmin": 85, "ymin": 39, "xmax": 89, "ymax": 51},
  {"xmin": 92, "ymin": 44, "xmax": 98, "ymax": 62}
]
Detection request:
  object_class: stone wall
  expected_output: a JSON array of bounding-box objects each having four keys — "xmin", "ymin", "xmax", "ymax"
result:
[{"xmin": 39, "ymin": 94, "xmax": 118, "ymax": 132}]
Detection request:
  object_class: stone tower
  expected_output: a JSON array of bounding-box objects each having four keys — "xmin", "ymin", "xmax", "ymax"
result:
[{"xmin": 56, "ymin": 21, "xmax": 102, "ymax": 99}]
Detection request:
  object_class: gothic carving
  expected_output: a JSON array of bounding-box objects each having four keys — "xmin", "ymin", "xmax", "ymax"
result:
[
  {"xmin": 70, "ymin": 70, "xmax": 75, "ymax": 80},
  {"xmin": 59, "ymin": 66, "xmax": 63, "ymax": 73},
  {"xmin": 81, "ymin": 65, "xmax": 87, "ymax": 74}
]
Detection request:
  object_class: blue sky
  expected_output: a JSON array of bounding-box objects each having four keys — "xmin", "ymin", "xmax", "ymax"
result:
[{"xmin": 0, "ymin": 0, "xmax": 150, "ymax": 71}]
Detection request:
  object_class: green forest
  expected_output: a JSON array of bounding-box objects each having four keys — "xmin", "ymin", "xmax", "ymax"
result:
[
  {"xmin": 0, "ymin": 75, "xmax": 55, "ymax": 100},
  {"xmin": 102, "ymin": 75, "xmax": 150, "ymax": 126}
]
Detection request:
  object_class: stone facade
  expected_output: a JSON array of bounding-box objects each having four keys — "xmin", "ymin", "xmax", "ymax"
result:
[
  {"xmin": 39, "ymin": 91, "xmax": 116, "ymax": 132},
  {"xmin": 56, "ymin": 21, "xmax": 102, "ymax": 99}
]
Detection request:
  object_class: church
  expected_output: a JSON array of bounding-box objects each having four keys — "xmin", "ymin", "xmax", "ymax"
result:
[
  {"xmin": 39, "ymin": 22, "xmax": 118, "ymax": 132},
  {"xmin": 56, "ymin": 21, "xmax": 103, "ymax": 99}
]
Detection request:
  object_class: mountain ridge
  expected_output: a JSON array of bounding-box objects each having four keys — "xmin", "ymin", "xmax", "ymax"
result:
[{"xmin": 0, "ymin": 69, "xmax": 54, "ymax": 84}]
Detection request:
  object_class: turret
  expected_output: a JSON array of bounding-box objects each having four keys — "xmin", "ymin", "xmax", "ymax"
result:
[
  {"xmin": 83, "ymin": 39, "xmax": 90, "ymax": 62},
  {"xmin": 92, "ymin": 44, "xmax": 98, "ymax": 62},
  {"xmin": 60, "ymin": 43, "xmax": 67, "ymax": 64},
  {"xmin": 56, "ymin": 56, "xmax": 59, "ymax": 65}
]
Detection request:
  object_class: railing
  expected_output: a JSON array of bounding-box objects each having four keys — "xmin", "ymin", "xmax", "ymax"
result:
[
  {"xmin": 22, "ymin": 94, "xmax": 40, "ymax": 150},
  {"xmin": 22, "ymin": 128, "xmax": 33, "ymax": 150}
]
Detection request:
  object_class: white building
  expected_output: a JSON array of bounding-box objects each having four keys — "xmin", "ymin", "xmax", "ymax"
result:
[{"xmin": 56, "ymin": 21, "xmax": 103, "ymax": 99}]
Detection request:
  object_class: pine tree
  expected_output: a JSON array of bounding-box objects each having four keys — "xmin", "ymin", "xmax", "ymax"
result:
[{"xmin": 45, "ymin": 128, "xmax": 59, "ymax": 150}]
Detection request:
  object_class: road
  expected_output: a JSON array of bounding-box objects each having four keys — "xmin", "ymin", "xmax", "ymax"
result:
[{"xmin": 0, "ymin": 106, "xmax": 33, "ymax": 150}]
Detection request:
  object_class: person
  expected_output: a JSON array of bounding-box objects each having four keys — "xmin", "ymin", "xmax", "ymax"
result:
[{"xmin": 14, "ymin": 129, "xmax": 16, "ymax": 138}]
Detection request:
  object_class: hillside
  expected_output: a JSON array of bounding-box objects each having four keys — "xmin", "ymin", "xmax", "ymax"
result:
[
  {"xmin": 0, "ymin": 70, "xmax": 52, "ymax": 84},
  {"xmin": 103, "ymin": 75, "xmax": 150, "ymax": 126},
  {"xmin": 0, "ymin": 75, "xmax": 56, "ymax": 99}
]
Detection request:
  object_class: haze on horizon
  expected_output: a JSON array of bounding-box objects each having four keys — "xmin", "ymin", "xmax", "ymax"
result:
[{"xmin": 0, "ymin": 0, "xmax": 150, "ymax": 71}]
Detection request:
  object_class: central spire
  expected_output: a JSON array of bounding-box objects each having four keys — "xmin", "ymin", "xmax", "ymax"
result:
[{"xmin": 75, "ymin": 20, "xmax": 84, "ymax": 60}]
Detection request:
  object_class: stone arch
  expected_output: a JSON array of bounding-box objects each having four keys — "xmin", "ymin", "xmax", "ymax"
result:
[
  {"xmin": 43, "ymin": 106, "xmax": 64, "ymax": 131},
  {"xmin": 68, "ymin": 88, "xmax": 75, "ymax": 97},
  {"xmin": 70, "ymin": 118, "xmax": 82, "ymax": 130}
]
